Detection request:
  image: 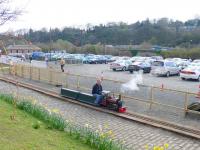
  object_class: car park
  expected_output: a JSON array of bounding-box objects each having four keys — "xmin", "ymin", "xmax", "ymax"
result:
[
  {"xmin": 110, "ymin": 60, "xmax": 132, "ymax": 71},
  {"xmin": 128, "ymin": 61, "xmax": 151, "ymax": 73},
  {"xmin": 151, "ymin": 60, "xmax": 180, "ymax": 77}
]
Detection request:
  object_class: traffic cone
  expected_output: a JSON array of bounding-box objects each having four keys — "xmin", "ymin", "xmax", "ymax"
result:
[{"xmin": 196, "ymin": 85, "xmax": 200, "ymax": 99}]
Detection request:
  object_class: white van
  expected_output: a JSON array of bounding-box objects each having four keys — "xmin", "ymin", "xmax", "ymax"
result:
[{"xmin": 151, "ymin": 60, "xmax": 180, "ymax": 77}]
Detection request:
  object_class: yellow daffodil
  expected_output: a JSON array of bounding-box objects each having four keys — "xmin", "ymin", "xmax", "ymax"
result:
[
  {"xmin": 145, "ymin": 144, "xmax": 149, "ymax": 150},
  {"xmin": 159, "ymin": 146, "xmax": 164, "ymax": 150},
  {"xmin": 104, "ymin": 123, "xmax": 109, "ymax": 129},
  {"xmin": 164, "ymin": 143, "xmax": 169, "ymax": 149},
  {"xmin": 153, "ymin": 146, "xmax": 159, "ymax": 150},
  {"xmin": 52, "ymin": 108, "xmax": 59, "ymax": 113},
  {"xmin": 100, "ymin": 132, "xmax": 105, "ymax": 138},
  {"xmin": 32, "ymin": 100, "xmax": 37, "ymax": 105},
  {"xmin": 107, "ymin": 130, "xmax": 113, "ymax": 136},
  {"xmin": 84, "ymin": 123, "xmax": 89, "ymax": 128}
]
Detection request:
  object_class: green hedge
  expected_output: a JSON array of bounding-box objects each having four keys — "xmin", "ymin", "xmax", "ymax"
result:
[{"xmin": 160, "ymin": 48, "xmax": 200, "ymax": 59}]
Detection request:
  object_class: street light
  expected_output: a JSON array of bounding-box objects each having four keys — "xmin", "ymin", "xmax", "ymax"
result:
[{"xmin": 189, "ymin": 40, "xmax": 192, "ymax": 49}]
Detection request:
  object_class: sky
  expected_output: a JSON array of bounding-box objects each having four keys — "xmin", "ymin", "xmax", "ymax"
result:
[{"xmin": 0, "ymin": 0, "xmax": 200, "ymax": 32}]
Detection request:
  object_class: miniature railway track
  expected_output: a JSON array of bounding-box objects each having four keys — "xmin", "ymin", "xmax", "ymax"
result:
[{"xmin": 0, "ymin": 76, "xmax": 200, "ymax": 140}]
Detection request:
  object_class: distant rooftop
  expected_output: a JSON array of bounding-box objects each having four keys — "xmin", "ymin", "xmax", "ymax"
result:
[{"xmin": 7, "ymin": 44, "xmax": 41, "ymax": 50}]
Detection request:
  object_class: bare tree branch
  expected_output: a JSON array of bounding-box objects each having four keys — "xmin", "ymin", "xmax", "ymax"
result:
[{"xmin": 0, "ymin": 0, "xmax": 22, "ymax": 26}]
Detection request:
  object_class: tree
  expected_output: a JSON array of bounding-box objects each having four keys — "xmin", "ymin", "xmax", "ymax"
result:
[{"xmin": 0, "ymin": 0, "xmax": 22, "ymax": 26}]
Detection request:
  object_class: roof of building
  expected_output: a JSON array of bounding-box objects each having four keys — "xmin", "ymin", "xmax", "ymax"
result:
[{"xmin": 6, "ymin": 44, "xmax": 41, "ymax": 50}]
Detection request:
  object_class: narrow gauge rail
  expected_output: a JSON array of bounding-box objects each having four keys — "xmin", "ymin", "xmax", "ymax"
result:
[{"xmin": 0, "ymin": 76, "xmax": 200, "ymax": 140}]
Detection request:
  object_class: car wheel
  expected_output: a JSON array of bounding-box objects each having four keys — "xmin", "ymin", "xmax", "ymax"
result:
[
  {"xmin": 130, "ymin": 70, "xmax": 133, "ymax": 74},
  {"xmin": 113, "ymin": 68, "xmax": 116, "ymax": 71},
  {"xmin": 122, "ymin": 67, "xmax": 126, "ymax": 71},
  {"xmin": 181, "ymin": 77, "xmax": 185, "ymax": 80},
  {"xmin": 166, "ymin": 71, "xmax": 170, "ymax": 77}
]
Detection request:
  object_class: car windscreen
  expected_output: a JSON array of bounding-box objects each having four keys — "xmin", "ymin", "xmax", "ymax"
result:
[{"xmin": 152, "ymin": 61, "xmax": 164, "ymax": 66}]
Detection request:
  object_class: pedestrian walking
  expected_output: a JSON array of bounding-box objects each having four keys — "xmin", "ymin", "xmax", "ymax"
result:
[{"xmin": 60, "ymin": 58, "xmax": 65, "ymax": 72}]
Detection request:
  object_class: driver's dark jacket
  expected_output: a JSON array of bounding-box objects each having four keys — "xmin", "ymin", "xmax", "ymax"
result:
[{"xmin": 92, "ymin": 83, "xmax": 102, "ymax": 95}]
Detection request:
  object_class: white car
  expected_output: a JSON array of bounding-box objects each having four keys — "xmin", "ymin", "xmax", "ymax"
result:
[
  {"xmin": 151, "ymin": 60, "xmax": 180, "ymax": 77},
  {"xmin": 110, "ymin": 60, "xmax": 132, "ymax": 71},
  {"xmin": 193, "ymin": 59, "xmax": 200, "ymax": 63},
  {"xmin": 180, "ymin": 66, "xmax": 200, "ymax": 81},
  {"xmin": 188, "ymin": 63, "xmax": 200, "ymax": 68}
]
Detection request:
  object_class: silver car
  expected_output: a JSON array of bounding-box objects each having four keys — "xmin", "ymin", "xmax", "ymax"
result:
[
  {"xmin": 110, "ymin": 60, "xmax": 132, "ymax": 71},
  {"xmin": 151, "ymin": 60, "xmax": 180, "ymax": 77}
]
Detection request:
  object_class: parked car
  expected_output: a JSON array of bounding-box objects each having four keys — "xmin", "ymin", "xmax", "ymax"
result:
[
  {"xmin": 83, "ymin": 56, "xmax": 98, "ymax": 64},
  {"xmin": 110, "ymin": 60, "xmax": 132, "ymax": 71},
  {"xmin": 180, "ymin": 66, "xmax": 200, "ymax": 81},
  {"xmin": 151, "ymin": 56, "xmax": 163, "ymax": 61},
  {"xmin": 151, "ymin": 60, "xmax": 180, "ymax": 77},
  {"xmin": 96, "ymin": 55, "xmax": 107, "ymax": 64},
  {"xmin": 193, "ymin": 59, "xmax": 200, "ymax": 64},
  {"xmin": 176, "ymin": 60, "xmax": 190, "ymax": 70},
  {"xmin": 32, "ymin": 52, "xmax": 45, "ymax": 60},
  {"xmin": 128, "ymin": 61, "xmax": 151, "ymax": 73}
]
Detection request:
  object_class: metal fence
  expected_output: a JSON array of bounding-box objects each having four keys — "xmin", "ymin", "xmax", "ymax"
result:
[{"xmin": 3, "ymin": 64, "xmax": 200, "ymax": 117}]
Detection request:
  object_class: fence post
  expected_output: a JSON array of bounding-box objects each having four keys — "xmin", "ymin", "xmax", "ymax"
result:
[
  {"xmin": 30, "ymin": 66, "xmax": 32, "ymax": 80},
  {"xmin": 49, "ymin": 69, "xmax": 52, "ymax": 84},
  {"xmin": 77, "ymin": 74, "xmax": 80, "ymax": 90},
  {"xmin": 149, "ymin": 86, "xmax": 154, "ymax": 110},
  {"xmin": 21, "ymin": 65, "xmax": 23, "ymax": 77},
  {"xmin": 13, "ymin": 65, "xmax": 17, "ymax": 76},
  {"xmin": 184, "ymin": 91, "xmax": 189, "ymax": 114},
  {"xmin": 38, "ymin": 68, "xmax": 40, "ymax": 81},
  {"xmin": 65, "ymin": 73, "xmax": 68, "ymax": 88}
]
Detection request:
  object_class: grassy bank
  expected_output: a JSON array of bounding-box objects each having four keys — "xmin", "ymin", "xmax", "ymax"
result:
[
  {"xmin": 0, "ymin": 94, "xmax": 125, "ymax": 150},
  {"xmin": 0, "ymin": 98, "xmax": 94, "ymax": 150}
]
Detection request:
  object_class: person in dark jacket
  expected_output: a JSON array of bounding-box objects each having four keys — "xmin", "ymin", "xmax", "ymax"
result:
[{"xmin": 92, "ymin": 79, "xmax": 103, "ymax": 105}]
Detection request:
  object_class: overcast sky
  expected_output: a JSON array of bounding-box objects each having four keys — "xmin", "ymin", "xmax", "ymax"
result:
[{"xmin": 0, "ymin": 0, "xmax": 200, "ymax": 32}]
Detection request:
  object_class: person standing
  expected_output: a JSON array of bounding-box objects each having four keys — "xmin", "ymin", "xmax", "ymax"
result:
[
  {"xmin": 29, "ymin": 56, "xmax": 32, "ymax": 63},
  {"xmin": 60, "ymin": 58, "xmax": 65, "ymax": 72},
  {"xmin": 45, "ymin": 56, "xmax": 49, "ymax": 67}
]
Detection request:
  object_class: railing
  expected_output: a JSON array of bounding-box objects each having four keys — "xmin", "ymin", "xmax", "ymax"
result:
[{"xmin": 2, "ymin": 64, "xmax": 200, "ymax": 116}]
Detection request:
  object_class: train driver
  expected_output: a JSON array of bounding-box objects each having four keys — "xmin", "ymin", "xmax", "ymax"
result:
[{"xmin": 92, "ymin": 78, "xmax": 103, "ymax": 105}]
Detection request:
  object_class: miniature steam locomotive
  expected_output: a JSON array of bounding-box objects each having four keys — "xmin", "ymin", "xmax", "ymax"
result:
[{"xmin": 60, "ymin": 88, "xmax": 126, "ymax": 113}]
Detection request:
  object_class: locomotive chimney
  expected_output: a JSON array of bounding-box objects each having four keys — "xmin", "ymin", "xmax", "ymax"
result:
[{"xmin": 118, "ymin": 94, "xmax": 122, "ymax": 101}]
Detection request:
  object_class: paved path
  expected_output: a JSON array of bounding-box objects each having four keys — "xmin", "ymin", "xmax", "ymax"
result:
[{"xmin": 0, "ymin": 81, "xmax": 200, "ymax": 150}]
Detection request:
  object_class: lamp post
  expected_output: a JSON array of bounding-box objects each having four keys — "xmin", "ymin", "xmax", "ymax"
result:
[
  {"xmin": 49, "ymin": 28, "xmax": 52, "ymax": 61},
  {"xmin": 189, "ymin": 40, "xmax": 192, "ymax": 49}
]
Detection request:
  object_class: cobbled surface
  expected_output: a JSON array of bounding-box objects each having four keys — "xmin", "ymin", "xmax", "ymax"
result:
[{"xmin": 0, "ymin": 80, "xmax": 200, "ymax": 150}]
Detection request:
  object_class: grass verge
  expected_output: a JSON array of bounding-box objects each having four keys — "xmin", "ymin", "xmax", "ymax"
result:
[
  {"xmin": 0, "ymin": 97, "xmax": 93, "ymax": 150},
  {"xmin": 0, "ymin": 94, "xmax": 126, "ymax": 150}
]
